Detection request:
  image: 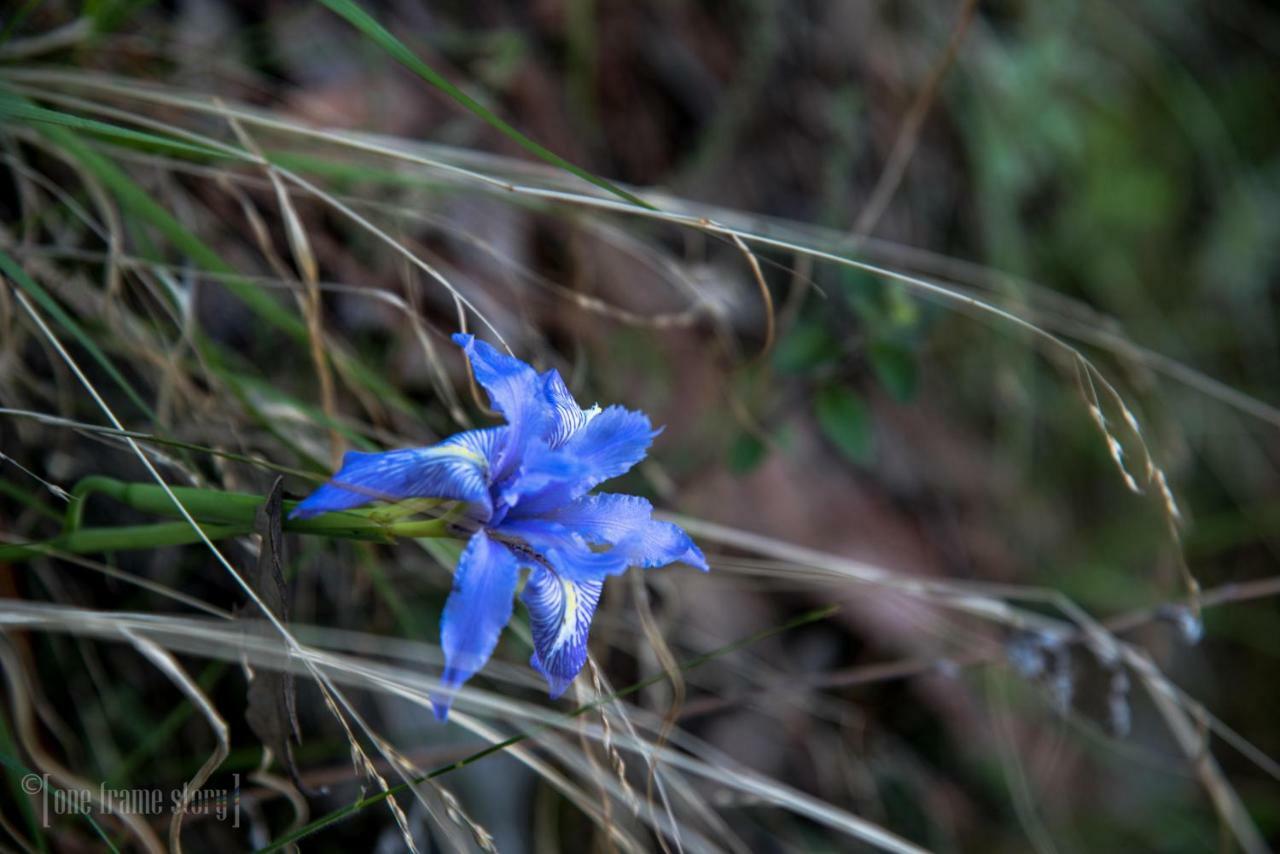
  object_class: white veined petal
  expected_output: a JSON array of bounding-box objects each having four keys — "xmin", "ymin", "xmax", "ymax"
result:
[{"xmin": 522, "ymin": 566, "xmax": 603, "ymax": 698}]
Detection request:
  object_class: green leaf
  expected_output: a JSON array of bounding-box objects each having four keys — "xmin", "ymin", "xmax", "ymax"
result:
[
  {"xmin": 727, "ymin": 430, "xmax": 768, "ymax": 475},
  {"xmin": 868, "ymin": 340, "xmax": 918, "ymax": 403},
  {"xmin": 839, "ymin": 267, "xmax": 919, "ymax": 332},
  {"xmin": 0, "ymin": 97, "xmax": 228, "ymax": 160},
  {"xmin": 883, "ymin": 280, "xmax": 920, "ymax": 331},
  {"xmin": 814, "ymin": 384, "xmax": 874, "ymax": 465},
  {"xmin": 838, "ymin": 267, "xmax": 881, "ymax": 320},
  {"xmin": 316, "ymin": 0, "xmax": 654, "ymax": 211},
  {"xmin": 84, "ymin": 0, "xmax": 158, "ymax": 35},
  {"xmin": 774, "ymin": 320, "xmax": 841, "ymax": 374}
]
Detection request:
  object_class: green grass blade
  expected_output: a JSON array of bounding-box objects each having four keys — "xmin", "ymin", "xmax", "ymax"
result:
[
  {"xmin": 0, "ymin": 706, "xmax": 50, "ymax": 853},
  {"xmin": 36, "ymin": 123, "xmax": 307, "ymax": 337},
  {"xmin": 0, "ymin": 96, "xmax": 229, "ymax": 160},
  {"xmin": 30, "ymin": 121, "xmax": 419, "ymax": 417},
  {"xmin": 0, "ymin": 745, "xmax": 119, "ymax": 853},
  {"xmin": 0, "ymin": 247, "xmax": 154, "ymax": 418}
]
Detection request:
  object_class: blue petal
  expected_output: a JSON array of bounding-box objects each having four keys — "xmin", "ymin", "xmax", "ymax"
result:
[
  {"xmin": 522, "ymin": 566, "xmax": 603, "ymax": 698},
  {"xmin": 541, "ymin": 368, "xmax": 599, "ymax": 448},
  {"xmin": 537, "ymin": 494, "xmax": 709, "ymax": 571},
  {"xmin": 503, "ymin": 406, "xmax": 658, "ymax": 514},
  {"xmin": 433, "ymin": 532, "xmax": 521, "ymax": 720},
  {"xmin": 289, "ymin": 428, "xmax": 502, "ymax": 520},
  {"xmin": 454, "ymin": 334, "xmax": 549, "ymax": 480},
  {"xmin": 615, "ymin": 520, "xmax": 709, "ymax": 572},
  {"xmin": 496, "ymin": 518, "xmax": 628, "ymax": 581},
  {"xmin": 537, "ymin": 493, "xmax": 655, "ymax": 546}
]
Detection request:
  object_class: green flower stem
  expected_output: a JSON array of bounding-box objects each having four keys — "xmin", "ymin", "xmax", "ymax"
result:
[
  {"xmin": 0, "ymin": 477, "xmax": 457, "ymax": 563},
  {"xmin": 0, "ymin": 521, "xmax": 254, "ymax": 562}
]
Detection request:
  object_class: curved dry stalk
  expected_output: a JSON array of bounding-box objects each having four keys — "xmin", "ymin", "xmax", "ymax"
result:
[
  {"xmin": 850, "ymin": 0, "xmax": 980, "ymax": 238},
  {"xmin": 5, "ymin": 71, "xmax": 1198, "ymax": 597},
  {"xmin": 1124, "ymin": 648, "xmax": 1269, "ymax": 854},
  {"xmin": 0, "ymin": 634, "xmax": 164, "ymax": 853},
  {"xmin": 9, "ymin": 288, "xmax": 439, "ymax": 853},
  {"xmin": 221, "ymin": 114, "xmax": 341, "ymax": 468},
  {"xmin": 987, "ymin": 672, "xmax": 1060, "ymax": 854},
  {"xmin": 4, "ymin": 60, "xmax": 1276, "ymax": 854},
  {"xmin": 626, "ymin": 572, "xmax": 684, "ymax": 854},
  {"xmin": 11, "ymin": 68, "xmax": 1272, "ymax": 437},
  {"xmin": 3, "ymin": 80, "xmax": 510, "ymax": 356},
  {"xmin": 119, "ymin": 627, "xmax": 230, "ymax": 854},
  {"xmin": 0, "ymin": 600, "xmax": 928, "ymax": 854},
  {"xmin": 674, "ymin": 523, "xmax": 1272, "ymax": 852}
]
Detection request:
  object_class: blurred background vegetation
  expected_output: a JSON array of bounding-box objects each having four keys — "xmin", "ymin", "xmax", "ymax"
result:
[{"xmin": 1, "ymin": 0, "xmax": 1278, "ymax": 851}]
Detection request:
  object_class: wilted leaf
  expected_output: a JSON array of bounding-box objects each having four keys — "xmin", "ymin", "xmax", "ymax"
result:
[{"xmin": 239, "ymin": 478, "xmax": 312, "ymax": 794}]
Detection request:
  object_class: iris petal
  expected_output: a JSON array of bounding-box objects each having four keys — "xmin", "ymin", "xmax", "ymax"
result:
[
  {"xmin": 454, "ymin": 333, "xmax": 550, "ymax": 479},
  {"xmin": 289, "ymin": 428, "xmax": 502, "ymax": 520},
  {"xmin": 501, "ymin": 500, "xmax": 707, "ymax": 577},
  {"xmin": 433, "ymin": 532, "xmax": 521, "ymax": 720},
  {"xmin": 541, "ymin": 368, "xmax": 599, "ymax": 448},
  {"xmin": 537, "ymin": 493, "xmax": 655, "ymax": 546},
  {"xmin": 496, "ymin": 518, "xmax": 628, "ymax": 581},
  {"xmin": 522, "ymin": 565, "xmax": 603, "ymax": 698},
  {"xmin": 615, "ymin": 520, "xmax": 709, "ymax": 572},
  {"xmin": 503, "ymin": 406, "xmax": 658, "ymax": 514}
]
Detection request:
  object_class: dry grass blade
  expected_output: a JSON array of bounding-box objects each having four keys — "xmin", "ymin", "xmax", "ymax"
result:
[
  {"xmin": 1124, "ymin": 649, "xmax": 1270, "ymax": 854},
  {"xmin": 0, "ymin": 600, "xmax": 927, "ymax": 854},
  {"xmin": 673, "ymin": 518, "xmax": 1269, "ymax": 850},
  {"xmin": 9, "ymin": 287, "xmax": 428, "ymax": 852},
  {"xmin": 3, "ymin": 21, "xmax": 1277, "ymax": 851},
  {"xmin": 0, "ymin": 635, "xmax": 164, "ymax": 853},
  {"xmin": 223, "ymin": 111, "xmax": 340, "ymax": 468},
  {"xmin": 118, "ymin": 628, "xmax": 230, "ymax": 854}
]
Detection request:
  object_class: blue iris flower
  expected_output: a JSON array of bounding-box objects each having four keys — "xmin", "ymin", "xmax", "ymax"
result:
[{"xmin": 291, "ymin": 334, "xmax": 708, "ymax": 719}]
